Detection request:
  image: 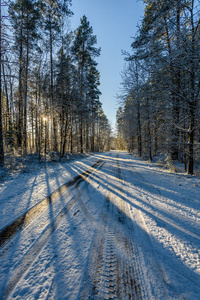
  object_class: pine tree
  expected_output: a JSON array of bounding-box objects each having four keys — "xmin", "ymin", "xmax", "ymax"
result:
[
  {"xmin": 55, "ymin": 35, "xmax": 75, "ymax": 158},
  {"xmin": 9, "ymin": 0, "xmax": 41, "ymax": 153},
  {"xmin": 86, "ymin": 64, "xmax": 101, "ymax": 151},
  {"xmin": 71, "ymin": 15, "xmax": 101, "ymax": 153},
  {"xmin": 43, "ymin": 0, "xmax": 72, "ymax": 153}
]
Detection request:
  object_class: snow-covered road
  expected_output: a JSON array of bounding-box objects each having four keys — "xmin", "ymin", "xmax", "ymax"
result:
[{"xmin": 0, "ymin": 151, "xmax": 200, "ymax": 299}]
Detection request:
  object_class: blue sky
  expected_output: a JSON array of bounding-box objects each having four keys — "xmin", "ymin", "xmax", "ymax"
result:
[{"xmin": 70, "ymin": 0, "xmax": 144, "ymax": 130}]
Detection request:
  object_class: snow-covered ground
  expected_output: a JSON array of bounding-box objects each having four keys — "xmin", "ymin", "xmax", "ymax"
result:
[
  {"xmin": 0, "ymin": 153, "xmax": 101, "ymax": 232},
  {"xmin": 0, "ymin": 151, "xmax": 199, "ymax": 299}
]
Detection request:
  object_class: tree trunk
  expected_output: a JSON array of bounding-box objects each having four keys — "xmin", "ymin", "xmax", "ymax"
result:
[
  {"xmin": 163, "ymin": 14, "xmax": 180, "ymax": 160},
  {"xmin": 86, "ymin": 120, "xmax": 89, "ymax": 152},
  {"xmin": 38, "ymin": 117, "xmax": 42, "ymax": 161},
  {"xmin": 80, "ymin": 117, "xmax": 83, "ymax": 153},
  {"xmin": 2, "ymin": 62, "xmax": 10, "ymax": 130},
  {"xmin": 187, "ymin": 0, "xmax": 196, "ymax": 175},
  {"xmin": 187, "ymin": 107, "xmax": 194, "ymax": 174},
  {"xmin": 137, "ymin": 102, "xmax": 142, "ymax": 157},
  {"xmin": 49, "ymin": 24, "xmax": 57, "ymax": 152},
  {"xmin": 147, "ymin": 97, "xmax": 152, "ymax": 161},
  {"xmin": 91, "ymin": 119, "xmax": 95, "ymax": 152},
  {"xmin": 70, "ymin": 114, "xmax": 73, "ymax": 153},
  {"xmin": 61, "ymin": 115, "xmax": 69, "ymax": 158},
  {"xmin": 23, "ymin": 21, "xmax": 29, "ymax": 156},
  {"xmin": 0, "ymin": 0, "xmax": 4, "ymax": 166},
  {"xmin": 18, "ymin": 15, "xmax": 24, "ymax": 149}
]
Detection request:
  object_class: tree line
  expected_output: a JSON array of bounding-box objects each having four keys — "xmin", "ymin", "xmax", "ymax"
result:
[
  {"xmin": 0, "ymin": 0, "xmax": 111, "ymax": 167},
  {"xmin": 117, "ymin": 0, "xmax": 200, "ymax": 174}
]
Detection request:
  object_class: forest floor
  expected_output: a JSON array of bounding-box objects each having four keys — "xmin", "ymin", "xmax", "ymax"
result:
[{"xmin": 0, "ymin": 151, "xmax": 200, "ymax": 299}]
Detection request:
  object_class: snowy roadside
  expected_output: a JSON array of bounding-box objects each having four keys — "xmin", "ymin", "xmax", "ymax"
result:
[
  {"xmin": 0, "ymin": 153, "xmax": 105, "ymax": 232},
  {"xmin": 0, "ymin": 151, "xmax": 200, "ymax": 299},
  {"xmin": 119, "ymin": 153, "xmax": 200, "ymax": 299}
]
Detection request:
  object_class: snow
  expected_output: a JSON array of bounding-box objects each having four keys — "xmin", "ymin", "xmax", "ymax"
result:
[
  {"xmin": 119, "ymin": 155, "xmax": 200, "ymax": 299},
  {"xmin": 0, "ymin": 154, "xmax": 101, "ymax": 232},
  {"xmin": 0, "ymin": 151, "xmax": 200, "ymax": 299}
]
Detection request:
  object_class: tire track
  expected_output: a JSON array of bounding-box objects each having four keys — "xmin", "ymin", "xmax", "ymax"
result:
[
  {"xmin": 0, "ymin": 159, "xmax": 104, "ymax": 248},
  {"xmin": 1, "ymin": 160, "xmax": 105, "ymax": 300},
  {"xmin": 79, "ymin": 154, "xmax": 142, "ymax": 299},
  {"xmin": 80, "ymin": 195, "xmax": 142, "ymax": 299}
]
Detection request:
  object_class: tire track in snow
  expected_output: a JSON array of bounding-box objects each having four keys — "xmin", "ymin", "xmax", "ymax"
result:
[
  {"xmin": 120, "ymin": 153, "xmax": 200, "ymax": 298},
  {"xmin": 79, "ymin": 153, "xmax": 142, "ymax": 299},
  {"xmin": 1, "ymin": 160, "xmax": 105, "ymax": 300},
  {"xmin": 0, "ymin": 159, "xmax": 104, "ymax": 249}
]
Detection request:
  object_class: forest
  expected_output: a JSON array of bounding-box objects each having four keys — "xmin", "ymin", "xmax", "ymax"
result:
[
  {"xmin": 116, "ymin": 0, "xmax": 200, "ymax": 175},
  {"xmin": 0, "ymin": 2, "xmax": 200, "ymax": 299},
  {"xmin": 0, "ymin": 0, "xmax": 111, "ymax": 170},
  {"xmin": 0, "ymin": 0, "xmax": 200, "ymax": 176}
]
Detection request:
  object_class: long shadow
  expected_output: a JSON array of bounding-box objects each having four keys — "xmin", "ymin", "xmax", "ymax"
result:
[
  {"xmin": 104, "ymin": 186, "xmax": 200, "ymax": 296},
  {"xmin": 42, "ymin": 166, "xmax": 65, "ymax": 299},
  {"xmin": 65, "ymin": 158, "xmax": 117, "ymax": 179},
  {"xmin": 0, "ymin": 172, "xmax": 41, "ymax": 245},
  {"xmin": 120, "ymin": 155, "xmax": 200, "ymax": 199},
  {"xmin": 52, "ymin": 199, "xmax": 91, "ymax": 299},
  {"xmin": 0, "ymin": 170, "xmax": 42, "ymax": 230},
  {"xmin": 1, "ymin": 153, "xmax": 200, "ymax": 299},
  {"xmin": 119, "ymin": 166, "xmax": 199, "ymax": 218},
  {"xmin": 1, "ymin": 160, "xmax": 104, "ymax": 298},
  {"xmin": 73, "ymin": 159, "xmax": 200, "ymax": 298},
  {"xmin": 43, "ymin": 163, "xmax": 103, "ymax": 299},
  {"xmin": 0, "ymin": 165, "xmax": 54, "ymax": 298},
  {"xmin": 113, "ymin": 160, "xmax": 200, "ymax": 214},
  {"xmin": 125, "ymin": 158, "xmax": 190, "ymax": 178},
  {"xmin": 0, "ymin": 158, "xmax": 102, "ymax": 298},
  {"xmin": 21, "ymin": 164, "xmax": 82, "ymax": 299},
  {"xmin": 83, "ymin": 163, "xmax": 200, "ymax": 242},
  {"xmin": 69, "ymin": 156, "xmax": 200, "ymax": 297},
  {"xmin": 0, "ymin": 160, "xmax": 104, "ymax": 248},
  {"xmin": 86, "ymin": 161, "xmax": 200, "ymax": 294},
  {"xmin": 0, "ymin": 172, "xmax": 40, "ymax": 299},
  {"xmin": 0, "ymin": 224, "xmax": 27, "ymax": 299}
]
